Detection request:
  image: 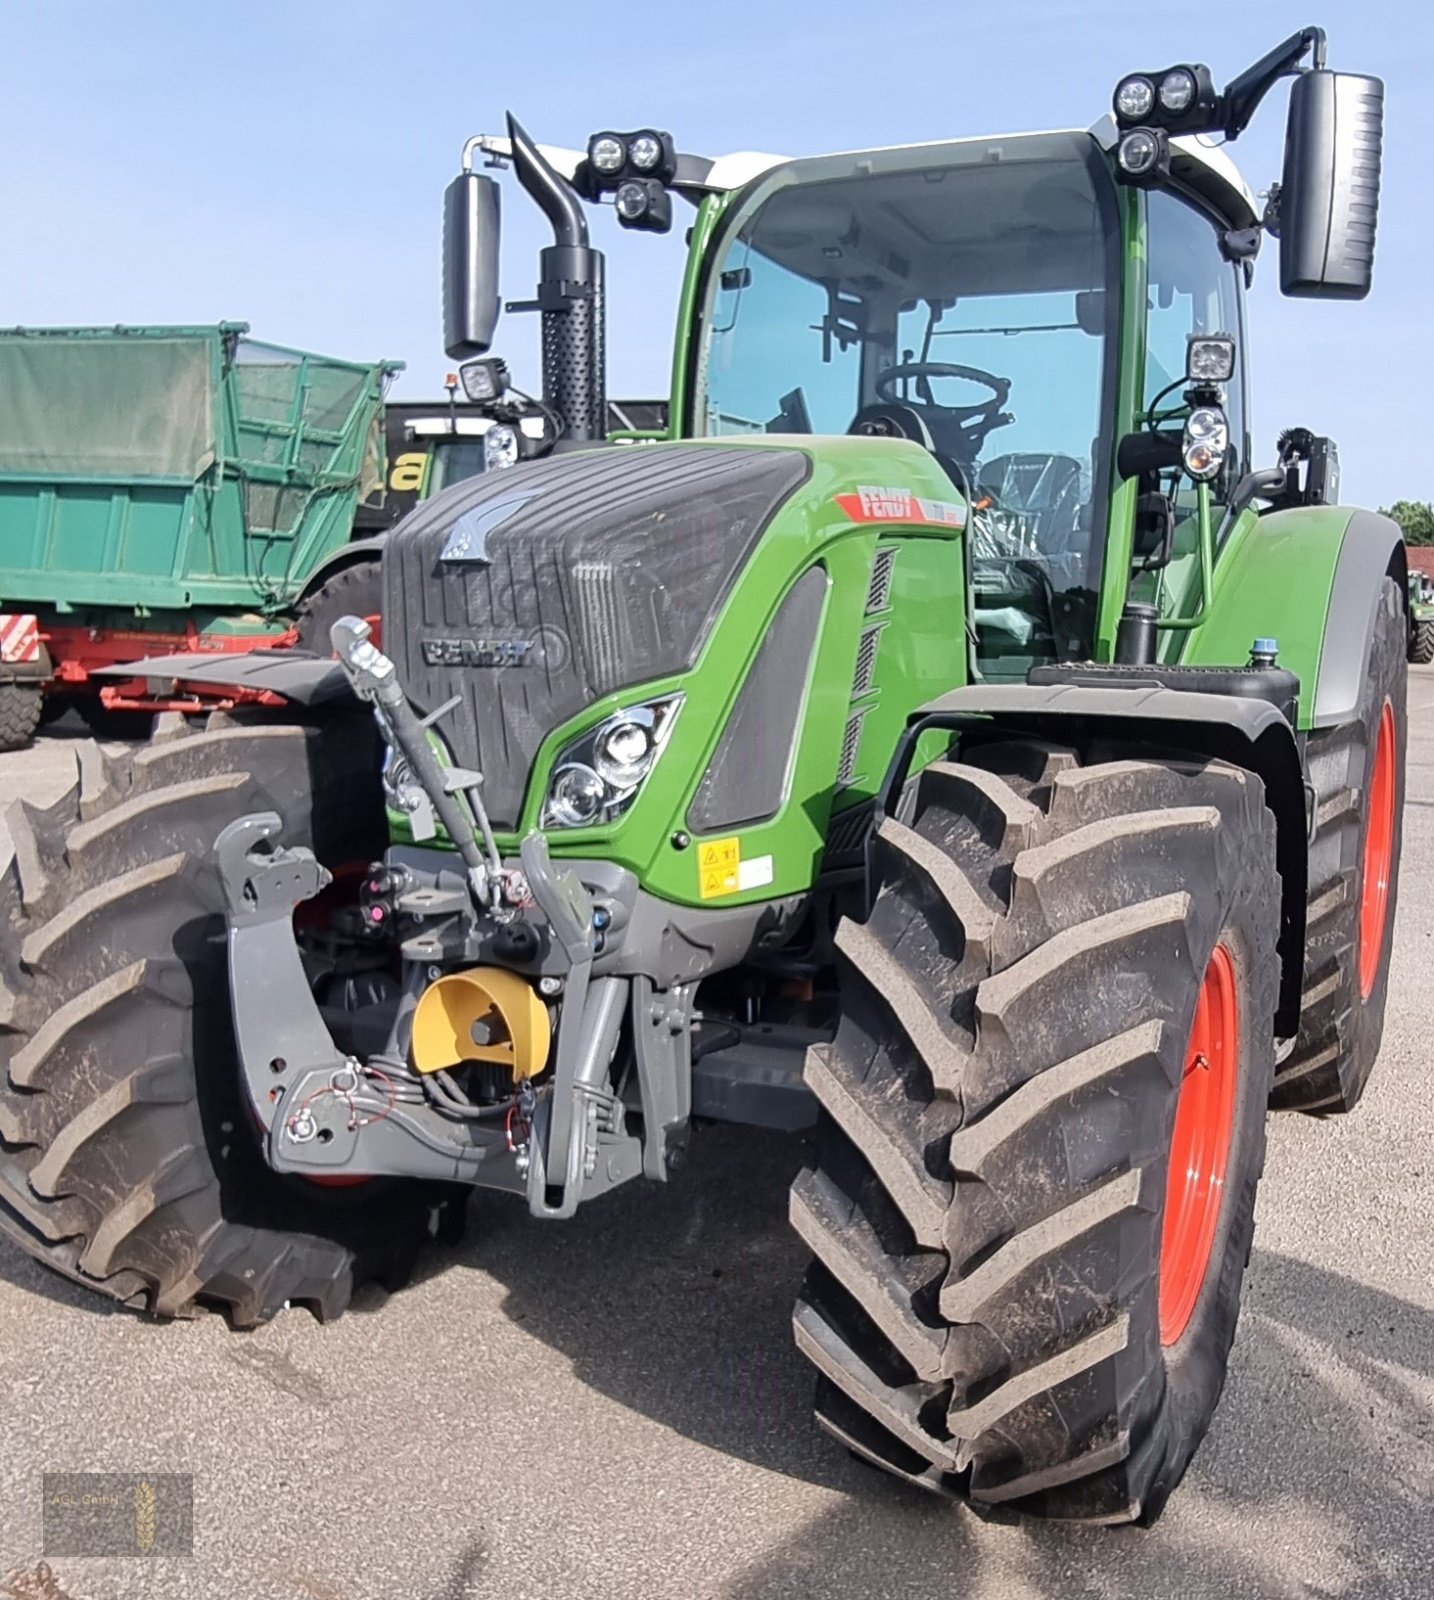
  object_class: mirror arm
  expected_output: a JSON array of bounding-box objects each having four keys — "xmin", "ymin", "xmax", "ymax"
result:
[{"xmin": 1221, "ymin": 26, "xmax": 1327, "ymax": 139}]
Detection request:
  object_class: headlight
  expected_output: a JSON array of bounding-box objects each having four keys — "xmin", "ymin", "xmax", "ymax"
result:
[
  {"xmin": 484, "ymin": 424, "xmax": 520, "ymax": 471},
  {"xmin": 1116, "ymin": 128, "xmax": 1162, "ymax": 177},
  {"xmin": 628, "ymin": 133, "xmax": 663, "ymax": 171},
  {"xmin": 543, "ymin": 694, "xmax": 682, "ymax": 828},
  {"xmin": 1114, "ymin": 76, "xmax": 1156, "ymax": 122},
  {"xmin": 1183, "ymin": 407, "xmax": 1230, "ymax": 480},
  {"xmin": 615, "ymin": 180, "xmax": 651, "ymax": 221},
  {"xmin": 1159, "ymin": 68, "xmax": 1197, "ymax": 114},
  {"xmin": 588, "ymin": 133, "xmax": 626, "ymax": 174},
  {"xmin": 1186, "ymin": 333, "xmax": 1236, "ymax": 384},
  {"xmin": 460, "ymin": 357, "xmax": 508, "ymax": 403},
  {"xmin": 548, "ymin": 764, "xmax": 607, "ymax": 827}
]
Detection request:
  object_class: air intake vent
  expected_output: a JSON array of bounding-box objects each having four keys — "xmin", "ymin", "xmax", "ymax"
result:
[
  {"xmin": 866, "ymin": 546, "xmax": 897, "ymax": 615},
  {"xmin": 852, "ymin": 623, "xmax": 884, "ymax": 698},
  {"xmin": 824, "ymin": 799, "xmax": 875, "ymax": 867},
  {"xmin": 837, "ymin": 710, "xmax": 866, "ymax": 787}
]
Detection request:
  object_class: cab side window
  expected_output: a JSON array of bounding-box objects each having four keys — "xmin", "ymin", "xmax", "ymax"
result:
[{"xmin": 1144, "ymin": 189, "xmax": 1247, "ymax": 505}]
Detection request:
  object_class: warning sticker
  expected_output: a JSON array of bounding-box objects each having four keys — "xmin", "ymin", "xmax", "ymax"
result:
[{"xmin": 697, "ymin": 836, "xmax": 742, "ymax": 900}]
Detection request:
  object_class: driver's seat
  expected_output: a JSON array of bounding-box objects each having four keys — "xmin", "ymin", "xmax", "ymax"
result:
[{"xmin": 976, "ymin": 453, "xmax": 1085, "ymax": 545}]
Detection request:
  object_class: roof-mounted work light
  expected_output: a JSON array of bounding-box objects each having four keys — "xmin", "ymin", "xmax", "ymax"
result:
[{"xmin": 581, "ymin": 129, "xmax": 678, "ymax": 232}]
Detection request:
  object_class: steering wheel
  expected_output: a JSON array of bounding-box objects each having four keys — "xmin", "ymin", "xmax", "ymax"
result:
[
  {"xmin": 875, "ymin": 362, "xmax": 1010, "ymax": 423},
  {"xmin": 873, "ymin": 362, "xmax": 1013, "ymax": 468}
]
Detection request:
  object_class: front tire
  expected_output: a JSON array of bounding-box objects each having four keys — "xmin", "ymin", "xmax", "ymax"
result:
[
  {"xmin": 791, "ymin": 741, "xmax": 1280, "ymax": 1524},
  {"xmin": 1409, "ymin": 618, "xmax": 1434, "ymax": 665},
  {"xmin": 0, "ymin": 712, "xmax": 449, "ymax": 1324}
]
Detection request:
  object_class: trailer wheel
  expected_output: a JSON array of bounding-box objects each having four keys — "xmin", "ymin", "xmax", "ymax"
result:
[
  {"xmin": 1409, "ymin": 618, "xmax": 1434, "ymax": 665},
  {"xmin": 0, "ymin": 713, "xmax": 454, "ymax": 1324},
  {"xmin": 790, "ymin": 741, "xmax": 1279, "ymax": 1524},
  {"xmin": 0, "ymin": 684, "xmax": 42, "ymax": 753},
  {"xmin": 1273, "ymin": 574, "xmax": 1406, "ymax": 1114},
  {"xmin": 294, "ymin": 560, "xmax": 382, "ymax": 654}
]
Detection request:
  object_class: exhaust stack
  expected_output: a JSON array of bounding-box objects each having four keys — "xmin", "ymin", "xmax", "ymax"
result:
[{"xmin": 508, "ymin": 114, "xmax": 607, "ymax": 443}]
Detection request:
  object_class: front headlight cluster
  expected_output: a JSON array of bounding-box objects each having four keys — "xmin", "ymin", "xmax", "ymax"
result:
[
  {"xmin": 1182, "ymin": 407, "xmax": 1230, "ymax": 481},
  {"xmin": 544, "ymin": 695, "xmax": 682, "ymax": 829}
]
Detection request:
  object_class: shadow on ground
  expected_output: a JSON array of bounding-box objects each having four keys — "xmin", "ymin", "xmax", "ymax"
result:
[{"xmin": 465, "ymin": 1124, "xmax": 1434, "ymax": 1600}]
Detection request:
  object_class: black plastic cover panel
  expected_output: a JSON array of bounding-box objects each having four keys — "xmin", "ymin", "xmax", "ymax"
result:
[
  {"xmin": 688, "ymin": 565, "xmax": 828, "ymax": 834},
  {"xmin": 384, "ymin": 444, "xmax": 810, "ymax": 827}
]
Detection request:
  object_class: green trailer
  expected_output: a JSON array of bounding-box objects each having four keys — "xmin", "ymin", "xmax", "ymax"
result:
[
  {"xmin": 0, "ymin": 25, "xmax": 1406, "ymax": 1533},
  {"xmin": 0, "ymin": 322, "xmax": 397, "ymax": 744}
]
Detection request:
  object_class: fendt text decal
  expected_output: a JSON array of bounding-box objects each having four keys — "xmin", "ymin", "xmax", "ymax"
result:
[{"xmin": 835, "ymin": 487, "xmax": 967, "ymax": 529}]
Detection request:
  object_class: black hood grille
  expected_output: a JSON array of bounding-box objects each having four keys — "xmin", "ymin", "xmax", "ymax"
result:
[{"xmin": 383, "ymin": 444, "xmax": 810, "ymax": 828}]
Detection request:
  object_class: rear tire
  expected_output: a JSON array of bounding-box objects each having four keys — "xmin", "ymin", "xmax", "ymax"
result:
[
  {"xmin": 791, "ymin": 740, "xmax": 1280, "ymax": 1524},
  {"xmin": 1409, "ymin": 618, "xmax": 1434, "ymax": 665},
  {"xmin": 1273, "ymin": 574, "xmax": 1406, "ymax": 1114},
  {"xmin": 0, "ymin": 712, "xmax": 451, "ymax": 1324},
  {"xmin": 0, "ymin": 684, "xmax": 42, "ymax": 752},
  {"xmin": 294, "ymin": 560, "xmax": 382, "ymax": 655}
]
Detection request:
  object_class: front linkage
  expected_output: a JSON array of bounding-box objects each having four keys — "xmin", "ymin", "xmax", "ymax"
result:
[{"xmin": 219, "ymin": 615, "xmax": 725, "ymax": 1217}]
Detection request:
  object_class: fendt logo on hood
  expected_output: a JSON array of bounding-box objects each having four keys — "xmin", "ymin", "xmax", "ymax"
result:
[
  {"xmin": 420, "ymin": 637, "xmax": 535, "ymax": 668},
  {"xmin": 439, "ymin": 491, "xmax": 538, "ymax": 565}
]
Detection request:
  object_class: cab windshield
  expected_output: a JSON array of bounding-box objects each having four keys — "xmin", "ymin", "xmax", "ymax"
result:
[{"xmin": 694, "ymin": 134, "xmax": 1121, "ymax": 669}]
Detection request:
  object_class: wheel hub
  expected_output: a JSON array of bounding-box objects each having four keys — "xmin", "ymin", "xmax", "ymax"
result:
[{"xmin": 1160, "ymin": 943, "xmax": 1240, "ymax": 1346}]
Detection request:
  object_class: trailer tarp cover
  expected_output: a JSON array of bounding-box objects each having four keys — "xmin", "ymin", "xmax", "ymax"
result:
[{"xmin": 0, "ymin": 333, "xmax": 215, "ymax": 480}]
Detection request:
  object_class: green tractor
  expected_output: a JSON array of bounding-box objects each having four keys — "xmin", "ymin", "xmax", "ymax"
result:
[
  {"xmin": 1407, "ymin": 570, "xmax": 1434, "ymax": 662},
  {"xmin": 0, "ymin": 29, "xmax": 1401, "ymax": 1527}
]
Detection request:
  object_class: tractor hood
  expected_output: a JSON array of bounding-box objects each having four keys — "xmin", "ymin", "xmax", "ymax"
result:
[{"xmin": 382, "ymin": 443, "xmax": 811, "ymax": 828}]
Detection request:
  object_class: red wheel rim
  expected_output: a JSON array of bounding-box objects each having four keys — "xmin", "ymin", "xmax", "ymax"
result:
[
  {"xmin": 1358, "ymin": 700, "xmax": 1397, "ymax": 1001},
  {"xmin": 1160, "ymin": 944, "xmax": 1240, "ymax": 1347}
]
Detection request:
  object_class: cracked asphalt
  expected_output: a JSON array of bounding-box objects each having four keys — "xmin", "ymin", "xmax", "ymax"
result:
[{"xmin": 2, "ymin": 678, "xmax": 1432, "ymax": 1600}]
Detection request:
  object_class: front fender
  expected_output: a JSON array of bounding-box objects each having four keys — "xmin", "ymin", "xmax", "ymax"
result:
[
  {"xmin": 885, "ymin": 682, "xmax": 1307, "ymax": 1035},
  {"xmin": 1180, "ymin": 505, "xmax": 1404, "ymax": 729}
]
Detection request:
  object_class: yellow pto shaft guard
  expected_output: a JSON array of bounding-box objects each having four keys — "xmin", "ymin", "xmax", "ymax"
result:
[{"xmin": 410, "ymin": 966, "xmax": 551, "ymax": 1081}]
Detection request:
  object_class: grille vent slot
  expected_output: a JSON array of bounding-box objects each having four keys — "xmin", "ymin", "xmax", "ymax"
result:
[
  {"xmin": 865, "ymin": 546, "xmax": 897, "ymax": 614},
  {"xmin": 572, "ymin": 561, "xmax": 622, "ymax": 690},
  {"xmin": 852, "ymin": 623, "xmax": 884, "ymax": 698},
  {"xmin": 837, "ymin": 710, "xmax": 866, "ymax": 787}
]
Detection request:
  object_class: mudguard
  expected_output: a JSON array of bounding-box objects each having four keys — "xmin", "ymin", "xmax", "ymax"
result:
[
  {"xmin": 91, "ymin": 650, "xmax": 354, "ymax": 706},
  {"xmin": 887, "ymin": 681, "xmax": 1307, "ymax": 1035},
  {"xmin": 1180, "ymin": 505, "xmax": 1405, "ymax": 729}
]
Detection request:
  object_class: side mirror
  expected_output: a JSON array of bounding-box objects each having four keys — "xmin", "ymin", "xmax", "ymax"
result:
[
  {"xmin": 1279, "ymin": 69, "xmax": 1384, "ymax": 300},
  {"xmin": 443, "ymin": 172, "xmax": 502, "ymax": 358}
]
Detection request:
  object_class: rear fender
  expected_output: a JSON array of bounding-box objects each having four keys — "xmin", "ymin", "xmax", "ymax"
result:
[{"xmin": 882, "ymin": 682, "xmax": 1307, "ymax": 1035}]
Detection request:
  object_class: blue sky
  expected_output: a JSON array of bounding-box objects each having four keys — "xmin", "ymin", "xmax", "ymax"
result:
[{"xmin": 3, "ymin": 0, "xmax": 1428, "ymax": 504}]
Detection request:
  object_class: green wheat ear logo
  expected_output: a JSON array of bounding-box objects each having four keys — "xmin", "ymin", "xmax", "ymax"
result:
[{"xmin": 134, "ymin": 1480, "xmax": 155, "ymax": 1553}]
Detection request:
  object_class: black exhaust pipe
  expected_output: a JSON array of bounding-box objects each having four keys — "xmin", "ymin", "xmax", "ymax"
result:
[{"xmin": 507, "ymin": 114, "xmax": 606, "ymax": 443}]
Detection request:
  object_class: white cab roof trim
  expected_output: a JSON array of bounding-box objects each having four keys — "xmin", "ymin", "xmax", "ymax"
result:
[{"xmin": 467, "ymin": 120, "xmax": 1259, "ymax": 228}]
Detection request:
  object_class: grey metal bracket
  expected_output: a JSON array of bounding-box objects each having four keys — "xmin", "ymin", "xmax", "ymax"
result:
[
  {"xmin": 519, "ymin": 831, "xmax": 599, "ymax": 1214},
  {"xmin": 265, "ymin": 1062, "xmax": 504, "ymax": 1185},
  {"xmin": 216, "ymin": 812, "xmax": 514, "ymax": 1188},
  {"xmin": 631, "ymin": 976, "xmax": 694, "ymax": 1181},
  {"xmin": 217, "ymin": 813, "xmax": 350, "ymax": 1131}
]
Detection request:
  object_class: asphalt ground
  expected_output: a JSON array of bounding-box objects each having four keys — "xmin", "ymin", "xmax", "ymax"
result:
[{"xmin": 2, "ymin": 682, "xmax": 1433, "ymax": 1600}]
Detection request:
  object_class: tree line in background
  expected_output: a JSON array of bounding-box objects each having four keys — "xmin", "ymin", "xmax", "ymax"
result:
[{"xmin": 1383, "ymin": 501, "xmax": 1434, "ymax": 546}]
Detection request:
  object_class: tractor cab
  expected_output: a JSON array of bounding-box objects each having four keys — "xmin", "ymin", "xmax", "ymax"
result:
[{"xmin": 693, "ymin": 132, "xmax": 1122, "ymax": 675}]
